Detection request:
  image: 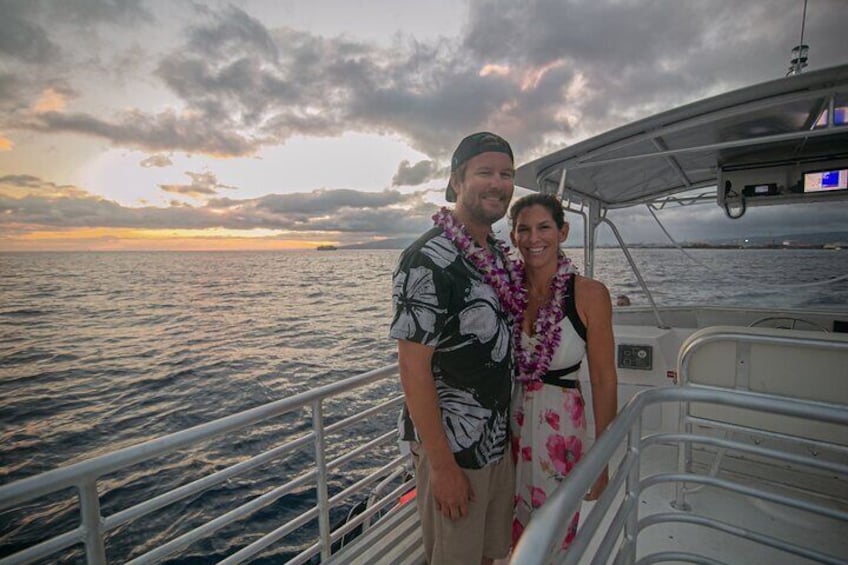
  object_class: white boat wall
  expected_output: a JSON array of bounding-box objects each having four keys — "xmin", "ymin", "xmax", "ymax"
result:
[{"xmin": 2, "ymin": 65, "xmax": 848, "ymax": 564}]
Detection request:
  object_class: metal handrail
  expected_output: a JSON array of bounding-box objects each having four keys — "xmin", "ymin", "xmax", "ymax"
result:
[
  {"xmin": 509, "ymin": 386, "xmax": 848, "ymax": 565},
  {"xmin": 0, "ymin": 363, "xmax": 406, "ymax": 564},
  {"xmin": 674, "ymin": 327, "xmax": 848, "ymax": 509}
]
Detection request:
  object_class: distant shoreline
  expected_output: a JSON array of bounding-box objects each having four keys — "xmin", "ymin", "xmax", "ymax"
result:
[{"xmin": 598, "ymin": 243, "xmax": 845, "ymax": 250}]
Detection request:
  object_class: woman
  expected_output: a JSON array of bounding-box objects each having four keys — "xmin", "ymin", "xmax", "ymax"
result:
[{"xmin": 508, "ymin": 193, "xmax": 618, "ymax": 550}]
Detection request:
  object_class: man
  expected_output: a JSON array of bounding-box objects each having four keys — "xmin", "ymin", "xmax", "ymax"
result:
[{"xmin": 389, "ymin": 132, "xmax": 516, "ymax": 564}]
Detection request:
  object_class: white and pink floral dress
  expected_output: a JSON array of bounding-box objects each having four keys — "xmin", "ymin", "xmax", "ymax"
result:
[{"xmin": 510, "ymin": 279, "xmax": 587, "ymax": 551}]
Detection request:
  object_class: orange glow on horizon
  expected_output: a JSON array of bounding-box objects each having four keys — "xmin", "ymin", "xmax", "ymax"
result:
[
  {"xmin": 0, "ymin": 134, "xmax": 12, "ymax": 151},
  {"xmin": 1, "ymin": 227, "xmax": 338, "ymax": 252}
]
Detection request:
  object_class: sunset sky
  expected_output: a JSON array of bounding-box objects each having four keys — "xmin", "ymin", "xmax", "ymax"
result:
[{"xmin": 2, "ymin": 0, "xmax": 847, "ymax": 251}]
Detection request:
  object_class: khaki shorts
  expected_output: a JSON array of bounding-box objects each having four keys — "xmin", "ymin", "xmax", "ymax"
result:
[{"xmin": 411, "ymin": 442, "xmax": 515, "ymax": 564}]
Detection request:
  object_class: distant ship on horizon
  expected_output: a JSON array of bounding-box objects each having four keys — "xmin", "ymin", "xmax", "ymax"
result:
[{"xmin": 316, "ymin": 244, "xmax": 338, "ymax": 251}]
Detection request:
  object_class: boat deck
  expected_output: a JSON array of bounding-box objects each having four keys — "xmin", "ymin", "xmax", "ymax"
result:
[
  {"xmin": 326, "ymin": 500, "xmax": 424, "ymax": 564},
  {"xmin": 330, "ymin": 437, "xmax": 848, "ymax": 564}
]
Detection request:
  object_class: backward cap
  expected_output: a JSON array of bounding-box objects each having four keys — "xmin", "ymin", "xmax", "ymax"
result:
[{"xmin": 445, "ymin": 131, "xmax": 513, "ymax": 202}]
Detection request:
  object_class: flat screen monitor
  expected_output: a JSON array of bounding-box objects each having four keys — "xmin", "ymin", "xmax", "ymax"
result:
[{"xmin": 803, "ymin": 168, "xmax": 848, "ymax": 193}]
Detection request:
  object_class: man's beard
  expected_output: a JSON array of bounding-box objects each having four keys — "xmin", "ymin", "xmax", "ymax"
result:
[{"xmin": 463, "ymin": 194, "xmax": 508, "ymax": 226}]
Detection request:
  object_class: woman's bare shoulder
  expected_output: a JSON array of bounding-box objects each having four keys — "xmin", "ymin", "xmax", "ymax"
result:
[
  {"xmin": 574, "ymin": 274, "xmax": 611, "ymax": 302},
  {"xmin": 574, "ymin": 275, "xmax": 612, "ymax": 326}
]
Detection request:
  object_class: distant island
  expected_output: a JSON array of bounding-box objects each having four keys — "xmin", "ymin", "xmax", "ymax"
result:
[
  {"xmin": 316, "ymin": 244, "xmax": 338, "ymax": 251},
  {"xmin": 624, "ymin": 230, "xmax": 848, "ymax": 250},
  {"xmin": 619, "ymin": 242, "xmax": 844, "ymax": 250}
]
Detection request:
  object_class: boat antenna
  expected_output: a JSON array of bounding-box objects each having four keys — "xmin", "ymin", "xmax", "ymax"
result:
[{"xmin": 786, "ymin": 0, "xmax": 809, "ymax": 76}]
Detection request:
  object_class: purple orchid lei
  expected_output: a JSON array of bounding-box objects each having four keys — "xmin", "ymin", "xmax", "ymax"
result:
[
  {"xmin": 512, "ymin": 254, "xmax": 574, "ymax": 383},
  {"xmin": 432, "ymin": 207, "xmax": 574, "ymax": 384},
  {"xmin": 432, "ymin": 207, "xmax": 525, "ymax": 318}
]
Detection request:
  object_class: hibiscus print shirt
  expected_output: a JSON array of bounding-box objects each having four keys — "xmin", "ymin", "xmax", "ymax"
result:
[{"xmin": 390, "ymin": 226, "xmax": 513, "ymax": 469}]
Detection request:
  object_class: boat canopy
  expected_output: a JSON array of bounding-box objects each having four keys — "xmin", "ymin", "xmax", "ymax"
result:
[{"xmin": 515, "ymin": 64, "xmax": 848, "ymax": 209}]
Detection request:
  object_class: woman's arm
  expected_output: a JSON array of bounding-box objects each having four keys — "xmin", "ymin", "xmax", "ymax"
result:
[{"xmin": 575, "ymin": 276, "xmax": 619, "ymax": 500}]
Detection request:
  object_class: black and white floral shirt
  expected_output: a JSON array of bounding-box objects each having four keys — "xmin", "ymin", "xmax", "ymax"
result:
[{"xmin": 390, "ymin": 226, "xmax": 512, "ymax": 469}]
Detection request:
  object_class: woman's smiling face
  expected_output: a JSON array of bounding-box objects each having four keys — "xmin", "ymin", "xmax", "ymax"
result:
[{"xmin": 510, "ymin": 204, "xmax": 568, "ymax": 269}]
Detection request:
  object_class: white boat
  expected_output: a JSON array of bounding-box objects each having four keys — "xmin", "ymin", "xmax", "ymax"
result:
[
  {"xmin": 2, "ymin": 65, "xmax": 847, "ymax": 564},
  {"xmin": 508, "ymin": 61, "xmax": 848, "ymax": 564}
]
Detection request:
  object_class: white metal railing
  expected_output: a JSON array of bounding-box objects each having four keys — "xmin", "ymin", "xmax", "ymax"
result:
[
  {"xmin": 509, "ymin": 385, "xmax": 848, "ymax": 564},
  {"xmin": 673, "ymin": 327, "xmax": 848, "ymax": 514},
  {"xmin": 0, "ymin": 363, "xmax": 411, "ymax": 564}
]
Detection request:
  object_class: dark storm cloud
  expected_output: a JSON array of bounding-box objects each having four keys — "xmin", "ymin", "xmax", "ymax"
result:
[
  {"xmin": 153, "ymin": 17, "xmax": 397, "ymax": 145},
  {"xmin": 0, "ymin": 0, "xmax": 155, "ymax": 128},
  {"xmin": 159, "ymin": 171, "xmax": 236, "ymax": 198},
  {"xmin": 0, "ymin": 3, "xmax": 58, "ymax": 63},
  {"xmin": 5, "ymin": 3, "xmax": 550, "ymax": 158},
  {"xmin": 140, "ymin": 154, "xmax": 173, "ymax": 168},
  {"xmin": 0, "ymin": 194, "xmax": 218, "ymax": 230},
  {"xmin": 0, "ymin": 176, "xmax": 433, "ymax": 237},
  {"xmin": 8, "ymin": 1, "xmax": 846, "ymax": 164},
  {"xmin": 0, "ymin": 73, "xmax": 16, "ymax": 100},
  {"xmin": 252, "ymin": 189, "xmax": 407, "ymax": 215},
  {"xmin": 261, "ymin": 14, "xmax": 560, "ymax": 158},
  {"xmin": 304, "ymin": 204, "xmax": 433, "ymax": 234},
  {"xmin": 43, "ymin": 0, "xmax": 153, "ymax": 25},
  {"xmin": 155, "ymin": 7, "xmax": 286, "ymax": 127},
  {"xmin": 0, "ymin": 0, "xmax": 152, "ymax": 63},
  {"xmin": 347, "ymin": 54, "xmax": 528, "ymax": 156},
  {"xmin": 0, "ymin": 173, "xmax": 90, "ymax": 198},
  {"xmin": 393, "ymin": 160, "xmax": 442, "ymax": 186},
  {"xmin": 462, "ymin": 0, "xmax": 848, "ymax": 145},
  {"xmin": 9, "ymin": 6, "xmax": 367, "ymax": 155},
  {"xmin": 26, "ymin": 109, "xmax": 260, "ymax": 156},
  {"xmin": 1, "ymin": 174, "xmax": 48, "ymax": 188}
]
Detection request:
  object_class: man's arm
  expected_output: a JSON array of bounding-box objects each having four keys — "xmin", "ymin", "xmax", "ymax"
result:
[{"xmin": 398, "ymin": 339, "xmax": 475, "ymax": 519}]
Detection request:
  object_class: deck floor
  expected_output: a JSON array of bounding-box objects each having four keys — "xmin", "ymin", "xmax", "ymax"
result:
[
  {"xmin": 326, "ymin": 500, "xmax": 424, "ymax": 564},
  {"xmin": 330, "ymin": 442, "xmax": 847, "ymax": 564}
]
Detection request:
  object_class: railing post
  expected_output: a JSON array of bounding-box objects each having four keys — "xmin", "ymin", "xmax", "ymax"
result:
[
  {"xmin": 672, "ymin": 395, "xmax": 693, "ymax": 511},
  {"xmin": 621, "ymin": 419, "xmax": 642, "ymax": 565},
  {"xmin": 616, "ymin": 414, "xmax": 642, "ymax": 565},
  {"xmin": 79, "ymin": 481, "xmax": 107, "ymax": 564},
  {"xmin": 311, "ymin": 399, "xmax": 332, "ymax": 560}
]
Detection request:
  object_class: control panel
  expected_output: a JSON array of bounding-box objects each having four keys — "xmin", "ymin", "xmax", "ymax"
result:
[
  {"xmin": 617, "ymin": 344, "xmax": 653, "ymax": 371},
  {"xmin": 717, "ymin": 157, "xmax": 848, "ymax": 210}
]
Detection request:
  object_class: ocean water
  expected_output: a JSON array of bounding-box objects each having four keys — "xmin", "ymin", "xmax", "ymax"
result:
[
  {"xmin": 1, "ymin": 248, "xmax": 846, "ymax": 562},
  {"xmin": 588, "ymin": 247, "xmax": 848, "ymax": 310}
]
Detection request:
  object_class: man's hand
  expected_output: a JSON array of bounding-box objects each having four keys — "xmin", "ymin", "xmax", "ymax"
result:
[{"xmin": 430, "ymin": 460, "xmax": 475, "ymax": 520}]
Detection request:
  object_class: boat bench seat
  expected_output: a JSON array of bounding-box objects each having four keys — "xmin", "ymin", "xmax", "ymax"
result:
[
  {"xmin": 326, "ymin": 497, "xmax": 424, "ymax": 564},
  {"xmin": 680, "ymin": 325, "xmax": 848, "ymax": 445}
]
